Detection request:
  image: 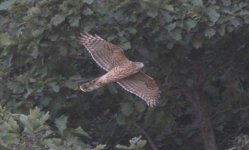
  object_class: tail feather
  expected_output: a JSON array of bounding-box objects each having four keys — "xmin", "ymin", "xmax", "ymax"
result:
[{"xmin": 80, "ymin": 77, "xmax": 103, "ymax": 92}]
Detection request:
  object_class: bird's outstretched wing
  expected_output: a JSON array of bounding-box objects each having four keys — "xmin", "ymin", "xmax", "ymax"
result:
[
  {"xmin": 118, "ymin": 72, "xmax": 160, "ymax": 107},
  {"xmin": 79, "ymin": 33, "xmax": 129, "ymax": 71}
]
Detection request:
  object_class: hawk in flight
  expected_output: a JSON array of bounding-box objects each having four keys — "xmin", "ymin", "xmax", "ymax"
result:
[{"xmin": 79, "ymin": 33, "xmax": 160, "ymax": 107}]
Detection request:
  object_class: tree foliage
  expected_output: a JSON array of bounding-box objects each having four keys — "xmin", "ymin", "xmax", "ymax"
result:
[
  {"xmin": 0, "ymin": 0, "xmax": 249, "ymax": 149},
  {"xmin": 0, "ymin": 106, "xmax": 104, "ymax": 149}
]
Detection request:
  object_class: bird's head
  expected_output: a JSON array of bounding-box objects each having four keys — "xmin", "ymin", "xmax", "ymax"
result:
[{"xmin": 134, "ymin": 62, "xmax": 144, "ymax": 70}]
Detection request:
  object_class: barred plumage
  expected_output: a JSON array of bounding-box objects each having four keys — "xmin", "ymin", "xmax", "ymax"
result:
[{"xmin": 79, "ymin": 33, "xmax": 160, "ymax": 107}]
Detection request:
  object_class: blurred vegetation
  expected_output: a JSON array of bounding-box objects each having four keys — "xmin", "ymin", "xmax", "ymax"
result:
[{"xmin": 0, "ymin": 0, "xmax": 249, "ymax": 149}]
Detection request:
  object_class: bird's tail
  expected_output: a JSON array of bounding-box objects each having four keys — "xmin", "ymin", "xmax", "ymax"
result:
[{"xmin": 80, "ymin": 77, "xmax": 104, "ymax": 92}]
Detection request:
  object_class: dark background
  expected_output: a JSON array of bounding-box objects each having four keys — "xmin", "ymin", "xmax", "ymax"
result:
[{"xmin": 0, "ymin": 0, "xmax": 249, "ymax": 149}]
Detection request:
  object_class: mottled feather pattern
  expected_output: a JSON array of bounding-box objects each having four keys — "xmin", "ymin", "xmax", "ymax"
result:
[
  {"xmin": 79, "ymin": 33, "xmax": 160, "ymax": 107},
  {"xmin": 80, "ymin": 33, "xmax": 110, "ymax": 71},
  {"xmin": 79, "ymin": 33, "xmax": 127, "ymax": 71},
  {"xmin": 118, "ymin": 72, "xmax": 160, "ymax": 107},
  {"xmin": 80, "ymin": 77, "xmax": 101, "ymax": 92}
]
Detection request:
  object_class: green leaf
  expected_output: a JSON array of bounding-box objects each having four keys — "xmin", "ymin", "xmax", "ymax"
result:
[
  {"xmin": 51, "ymin": 14, "xmax": 66, "ymax": 26},
  {"xmin": 27, "ymin": 6, "xmax": 41, "ymax": 16},
  {"xmin": 185, "ymin": 19, "xmax": 197, "ymax": 31},
  {"xmin": 84, "ymin": 0, "xmax": 94, "ymax": 4},
  {"xmin": 0, "ymin": 33, "xmax": 13, "ymax": 46},
  {"xmin": 135, "ymin": 139, "xmax": 147, "ymax": 149},
  {"xmin": 192, "ymin": 0, "xmax": 203, "ymax": 6},
  {"xmin": 0, "ymin": 122, "xmax": 12, "ymax": 131},
  {"xmin": 129, "ymin": 136, "xmax": 147, "ymax": 149},
  {"xmin": 7, "ymin": 81, "xmax": 24, "ymax": 94},
  {"xmin": 0, "ymin": 133, "xmax": 19, "ymax": 145},
  {"xmin": 115, "ymin": 144, "xmax": 130, "ymax": 149},
  {"xmin": 166, "ymin": 22, "xmax": 176, "ymax": 31},
  {"xmin": 24, "ymin": 88, "xmax": 34, "ymax": 98},
  {"xmin": 207, "ymin": 7, "xmax": 220, "ymax": 23},
  {"xmin": 20, "ymin": 114, "xmax": 33, "ymax": 132},
  {"xmin": 40, "ymin": 112, "xmax": 50, "ymax": 124},
  {"xmin": 40, "ymin": 97, "xmax": 52, "ymax": 106},
  {"xmin": 69, "ymin": 15, "xmax": 81, "ymax": 27},
  {"xmin": 30, "ymin": 47, "xmax": 39, "ymax": 59},
  {"xmin": 230, "ymin": 18, "xmax": 241, "ymax": 28},
  {"xmin": 121, "ymin": 103, "xmax": 134, "ymax": 116},
  {"xmin": 55, "ymin": 116, "xmax": 68, "ymax": 134},
  {"xmin": 94, "ymin": 144, "xmax": 106, "ymax": 150},
  {"xmin": 205, "ymin": 28, "xmax": 216, "ymax": 38},
  {"xmin": 73, "ymin": 126, "xmax": 91, "ymax": 138},
  {"xmin": 0, "ymin": 0, "xmax": 17, "ymax": 10},
  {"xmin": 116, "ymin": 114, "xmax": 126, "ymax": 125},
  {"xmin": 222, "ymin": 0, "xmax": 231, "ymax": 6},
  {"xmin": 171, "ymin": 29, "xmax": 182, "ymax": 41},
  {"xmin": 127, "ymin": 27, "xmax": 137, "ymax": 34},
  {"xmin": 48, "ymin": 34, "xmax": 59, "ymax": 41},
  {"xmin": 8, "ymin": 118, "xmax": 19, "ymax": 131},
  {"xmin": 83, "ymin": 8, "xmax": 93, "ymax": 15},
  {"xmin": 65, "ymin": 80, "xmax": 78, "ymax": 90},
  {"xmin": 218, "ymin": 25, "xmax": 226, "ymax": 36},
  {"xmin": 129, "ymin": 136, "xmax": 142, "ymax": 145},
  {"xmin": 69, "ymin": 75, "xmax": 82, "ymax": 80},
  {"xmin": 32, "ymin": 28, "xmax": 45, "ymax": 37},
  {"xmin": 49, "ymin": 82, "xmax": 60, "ymax": 92},
  {"xmin": 135, "ymin": 101, "xmax": 146, "ymax": 113},
  {"xmin": 163, "ymin": 4, "xmax": 174, "ymax": 12},
  {"xmin": 147, "ymin": 10, "xmax": 158, "ymax": 18},
  {"xmin": 120, "ymin": 41, "xmax": 131, "ymax": 50}
]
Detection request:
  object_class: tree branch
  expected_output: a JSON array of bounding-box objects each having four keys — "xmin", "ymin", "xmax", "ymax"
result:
[{"xmin": 134, "ymin": 123, "xmax": 159, "ymax": 150}]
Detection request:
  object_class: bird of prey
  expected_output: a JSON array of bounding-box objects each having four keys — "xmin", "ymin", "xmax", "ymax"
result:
[{"xmin": 79, "ymin": 33, "xmax": 160, "ymax": 107}]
